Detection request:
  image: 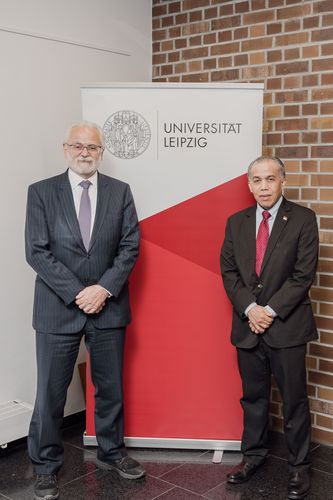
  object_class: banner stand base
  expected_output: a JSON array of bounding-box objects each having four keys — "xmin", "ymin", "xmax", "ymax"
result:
[
  {"xmin": 83, "ymin": 433, "xmax": 241, "ymax": 464},
  {"xmin": 212, "ymin": 450, "xmax": 224, "ymax": 463}
]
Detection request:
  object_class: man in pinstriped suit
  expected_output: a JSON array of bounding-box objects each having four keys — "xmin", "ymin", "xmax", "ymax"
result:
[{"xmin": 25, "ymin": 121, "xmax": 145, "ymax": 500}]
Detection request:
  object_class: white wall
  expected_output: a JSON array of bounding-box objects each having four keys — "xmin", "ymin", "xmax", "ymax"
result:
[{"xmin": 0, "ymin": 0, "xmax": 151, "ymax": 415}]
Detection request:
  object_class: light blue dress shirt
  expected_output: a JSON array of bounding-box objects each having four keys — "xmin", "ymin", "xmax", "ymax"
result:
[
  {"xmin": 256, "ymin": 196, "xmax": 283, "ymax": 237},
  {"xmin": 245, "ymin": 196, "xmax": 284, "ymax": 318}
]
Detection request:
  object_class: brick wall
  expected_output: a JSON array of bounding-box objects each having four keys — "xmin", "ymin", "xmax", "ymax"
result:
[{"xmin": 152, "ymin": 0, "xmax": 333, "ymax": 446}]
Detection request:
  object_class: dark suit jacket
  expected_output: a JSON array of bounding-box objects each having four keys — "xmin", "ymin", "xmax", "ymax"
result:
[
  {"xmin": 221, "ymin": 197, "xmax": 318, "ymax": 349},
  {"xmin": 25, "ymin": 170, "xmax": 139, "ymax": 333}
]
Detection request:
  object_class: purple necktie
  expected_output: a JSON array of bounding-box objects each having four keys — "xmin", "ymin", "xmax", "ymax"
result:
[
  {"xmin": 256, "ymin": 210, "xmax": 271, "ymax": 276},
  {"xmin": 79, "ymin": 180, "xmax": 92, "ymax": 251}
]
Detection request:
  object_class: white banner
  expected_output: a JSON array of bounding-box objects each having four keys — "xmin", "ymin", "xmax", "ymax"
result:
[
  {"xmin": 82, "ymin": 83, "xmax": 263, "ymax": 449},
  {"xmin": 81, "ymin": 83, "xmax": 263, "ymax": 220}
]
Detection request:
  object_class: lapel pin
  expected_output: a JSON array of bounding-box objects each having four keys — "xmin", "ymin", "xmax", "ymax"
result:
[{"xmin": 283, "ymin": 216, "xmax": 288, "ymax": 221}]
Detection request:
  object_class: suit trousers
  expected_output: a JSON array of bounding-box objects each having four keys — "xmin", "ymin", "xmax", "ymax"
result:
[
  {"xmin": 237, "ymin": 339, "xmax": 311, "ymax": 471},
  {"xmin": 28, "ymin": 319, "xmax": 126, "ymax": 475}
]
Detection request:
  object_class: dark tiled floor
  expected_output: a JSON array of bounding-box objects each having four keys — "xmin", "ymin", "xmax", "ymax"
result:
[{"xmin": 0, "ymin": 423, "xmax": 332, "ymax": 499}]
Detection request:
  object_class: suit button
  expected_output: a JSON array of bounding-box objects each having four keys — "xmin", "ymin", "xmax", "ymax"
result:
[
  {"xmin": 84, "ymin": 278, "xmax": 89, "ymax": 283},
  {"xmin": 257, "ymin": 283, "xmax": 263, "ymax": 289}
]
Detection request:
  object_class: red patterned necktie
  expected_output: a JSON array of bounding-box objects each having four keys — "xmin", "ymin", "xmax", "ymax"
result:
[{"xmin": 256, "ymin": 210, "xmax": 271, "ymax": 276}]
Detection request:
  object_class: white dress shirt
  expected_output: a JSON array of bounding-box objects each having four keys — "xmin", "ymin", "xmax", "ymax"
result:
[{"xmin": 67, "ymin": 168, "xmax": 111, "ymax": 298}]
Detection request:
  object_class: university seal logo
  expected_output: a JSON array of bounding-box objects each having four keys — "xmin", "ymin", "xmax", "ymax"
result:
[{"xmin": 103, "ymin": 111, "xmax": 151, "ymax": 159}]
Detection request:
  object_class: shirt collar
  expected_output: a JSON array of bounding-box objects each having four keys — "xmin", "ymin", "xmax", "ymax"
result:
[
  {"xmin": 257, "ymin": 196, "xmax": 283, "ymax": 219},
  {"xmin": 68, "ymin": 168, "xmax": 98, "ymax": 189}
]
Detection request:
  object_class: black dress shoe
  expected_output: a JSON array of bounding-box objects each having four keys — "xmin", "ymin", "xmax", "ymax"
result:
[
  {"xmin": 96, "ymin": 455, "xmax": 146, "ymax": 479},
  {"xmin": 34, "ymin": 474, "xmax": 59, "ymax": 500},
  {"xmin": 288, "ymin": 470, "xmax": 310, "ymax": 499},
  {"xmin": 227, "ymin": 461, "xmax": 263, "ymax": 484}
]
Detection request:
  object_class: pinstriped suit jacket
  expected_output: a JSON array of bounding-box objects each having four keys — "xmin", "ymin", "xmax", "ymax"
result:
[{"xmin": 25, "ymin": 170, "xmax": 140, "ymax": 333}]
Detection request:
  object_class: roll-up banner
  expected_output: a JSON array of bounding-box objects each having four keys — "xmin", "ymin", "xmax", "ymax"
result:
[{"xmin": 81, "ymin": 83, "xmax": 264, "ymax": 451}]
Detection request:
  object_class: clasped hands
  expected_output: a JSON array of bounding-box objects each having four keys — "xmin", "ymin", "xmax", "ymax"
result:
[
  {"xmin": 75, "ymin": 284, "xmax": 109, "ymax": 314},
  {"xmin": 248, "ymin": 305, "xmax": 274, "ymax": 335}
]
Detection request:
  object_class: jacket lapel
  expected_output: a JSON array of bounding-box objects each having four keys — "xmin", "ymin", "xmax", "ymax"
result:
[
  {"xmin": 260, "ymin": 197, "xmax": 291, "ymax": 274},
  {"xmin": 56, "ymin": 171, "xmax": 85, "ymax": 251},
  {"xmin": 244, "ymin": 205, "xmax": 257, "ymax": 274},
  {"xmin": 89, "ymin": 173, "xmax": 110, "ymax": 252}
]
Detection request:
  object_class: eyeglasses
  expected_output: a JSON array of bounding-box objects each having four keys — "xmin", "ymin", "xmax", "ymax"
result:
[{"xmin": 65, "ymin": 143, "xmax": 103, "ymax": 154}]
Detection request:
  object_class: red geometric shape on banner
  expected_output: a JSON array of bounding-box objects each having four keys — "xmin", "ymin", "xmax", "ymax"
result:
[
  {"xmin": 124, "ymin": 239, "xmax": 242, "ymax": 439},
  {"xmin": 86, "ymin": 175, "xmax": 255, "ymax": 442},
  {"xmin": 140, "ymin": 174, "xmax": 254, "ymax": 275}
]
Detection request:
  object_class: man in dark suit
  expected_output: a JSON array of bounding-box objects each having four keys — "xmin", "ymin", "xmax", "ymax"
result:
[
  {"xmin": 221, "ymin": 156, "xmax": 318, "ymax": 500},
  {"xmin": 25, "ymin": 121, "xmax": 144, "ymax": 500}
]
